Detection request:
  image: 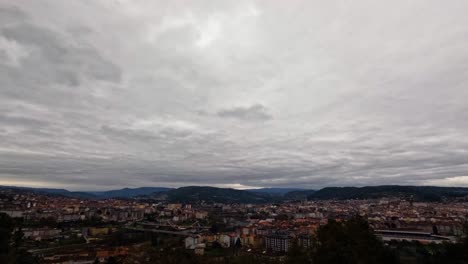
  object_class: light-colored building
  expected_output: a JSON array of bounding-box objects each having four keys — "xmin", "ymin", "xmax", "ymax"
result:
[
  {"xmin": 168, "ymin": 204, "xmax": 183, "ymax": 210},
  {"xmin": 194, "ymin": 243, "xmax": 206, "ymax": 255},
  {"xmin": 185, "ymin": 236, "xmax": 200, "ymax": 249}
]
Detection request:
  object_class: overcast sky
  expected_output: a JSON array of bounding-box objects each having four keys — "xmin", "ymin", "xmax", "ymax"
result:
[{"xmin": 1, "ymin": 1, "xmax": 468, "ymax": 191}]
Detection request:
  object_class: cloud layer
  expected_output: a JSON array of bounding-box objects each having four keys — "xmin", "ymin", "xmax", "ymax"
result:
[{"xmin": 1, "ymin": 0, "xmax": 468, "ymax": 190}]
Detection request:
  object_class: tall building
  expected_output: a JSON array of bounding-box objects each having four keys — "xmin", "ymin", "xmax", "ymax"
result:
[
  {"xmin": 264, "ymin": 233, "xmax": 291, "ymax": 252},
  {"xmin": 298, "ymin": 234, "xmax": 313, "ymax": 248}
]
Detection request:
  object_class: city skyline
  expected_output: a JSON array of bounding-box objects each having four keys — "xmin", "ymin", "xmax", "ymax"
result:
[{"xmin": 1, "ymin": 0, "xmax": 468, "ymax": 191}]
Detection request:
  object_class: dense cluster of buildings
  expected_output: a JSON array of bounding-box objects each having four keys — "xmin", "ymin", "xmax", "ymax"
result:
[
  {"xmin": 179, "ymin": 199, "xmax": 466, "ymax": 254},
  {"xmin": 0, "ymin": 188, "xmax": 467, "ymax": 262},
  {"xmin": 0, "ymin": 188, "xmax": 150, "ymax": 223}
]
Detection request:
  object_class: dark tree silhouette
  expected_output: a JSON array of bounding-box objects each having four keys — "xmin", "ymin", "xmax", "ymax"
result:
[
  {"xmin": 313, "ymin": 216, "xmax": 398, "ymax": 264},
  {"xmin": 286, "ymin": 240, "xmax": 311, "ymax": 264},
  {"xmin": 0, "ymin": 213, "xmax": 38, "ymax": 264}
]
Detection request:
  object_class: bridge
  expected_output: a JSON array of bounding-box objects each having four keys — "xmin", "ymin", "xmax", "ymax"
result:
[
  {"xmin": 375, "ymin": 230, "xmax": 454, "ymax": 244},
  {"xmin": 124, "ymin": 226, "xmax": 197, "ymax": 236},
  {"xmin": 138, "ymin": 221, "xmax": 210, "ymax": 230}
]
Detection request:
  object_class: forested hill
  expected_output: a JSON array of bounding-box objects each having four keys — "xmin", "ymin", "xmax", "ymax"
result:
[
  {"xmin": 306, "ymin": 185, "xmax": 468, "ymax": 201},
  {"xmin": 151, "ymin": 186, "xmax": 278, "ymax": 203},
  {"xmin": 148, "ymin": 185, "xmax": 468, "ymax": 203},
  {"xmin": 3, "ymin": 185, "xmax": 468, "ymax": 202}
]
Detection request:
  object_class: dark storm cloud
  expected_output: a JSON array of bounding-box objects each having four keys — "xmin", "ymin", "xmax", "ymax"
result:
[{"xmin": 1, "ymin": 0, "xmax": 468, "ymax": 190}]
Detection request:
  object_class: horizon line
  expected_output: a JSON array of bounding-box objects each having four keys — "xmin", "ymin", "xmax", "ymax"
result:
[{"xmin": 0, "ymin": 183, "xmax": 466, "ymax": 193}]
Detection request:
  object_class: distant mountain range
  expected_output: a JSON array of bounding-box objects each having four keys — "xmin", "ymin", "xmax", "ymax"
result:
[
  {"xmin": 0, "ymin": 186, "xmax": 172, "ymax": 199},
  {"xmin": 88, "ymin": 187, "xmax": 173, "ymax": 199},
  {"xmin": 246, "ymin": 188, "xmax": 308, "ymax": 195},
  {"xmin": 150, "ymin": 186, "xmax": 278, "ymax": 203},
  {"xmin": 307, "ymin": 186, "xmax": 468, "ymax": 201},
  {"xmin": 0, "ymin": 185, "xmax": 306, "ymax": 200},
  {"xmin": 2, "ymin": 185, "xmax": 468, "ymax": 202}
]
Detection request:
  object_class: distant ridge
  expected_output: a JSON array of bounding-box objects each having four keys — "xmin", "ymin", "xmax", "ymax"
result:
[
  {"xmin": 0, "ymin": 185, "xmax": 70, "ymax": 194},
  {"xmin": 246, "ymin": 188, "xmax": 311, "ymax": 195},
  {"xmin": 150, "ymin": 186, "xmax": 278, "ymax": 203},
  {"xmin": 90, "ymin": 187, "xmax": 173, "ymax": 199},
  {"xmin": 306, "ymin": 185, "xmax": 468, "ymax": 201},
  {"xmin": 284, "ymin": 189, "xmax": 317, "ymax": 200},
  {"xmin": 1, "ymin": 185, "xmax": 468, "ymax": 202},
  {"xmin": 0, "ymin": 186, "xmax": 172, "ymax": 199}
]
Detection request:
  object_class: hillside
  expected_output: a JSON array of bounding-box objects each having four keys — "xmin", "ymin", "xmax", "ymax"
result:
[
  {"xmin": 90, "ymin": 187, "xmax": 173, "ymax": 199},
  {"xmin": 283, "ymin": 189, "xmax": 316, "ymax": 200},
  {"xmin": 307, "ymin": 186, "xmax": 468, "ymax": 201},
  {"xmin": 3, "ymin": 185, "xmax": 468, "ymax": 202},
  {"xmin": 0, "ymin": 186, "xmax": 99, "ymax": 199},
  {"xmin": 155, "ymin": 186, "xmax": 276, "ymax": 203},
  {"xmin": 0, "ymin": 186, "xmax": 171, "ymax": 199},
  {"xmin": 246, "ymin": 188, "xmax": 309, "ymax": 196}
]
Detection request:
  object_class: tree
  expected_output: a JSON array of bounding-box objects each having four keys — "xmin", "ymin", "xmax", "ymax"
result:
[
  {"xmin": 431, "ymin": 221, "xmax": 468, "ymax": 264},
  {"xmin": 0, "ymin": 213, "xmax": 14, "ymax": 264},
  {"xmin": 0, "ymin": 213, "xmax": 38, "ymax": 264},
  {"xmin": 313, "ymin": 216, "xmax": 397, "ymax": 264},
  {"xmin": 12, "ymin": 228, "xmax": 24, "ymax": 249},
  {"xmin": 211, "ymin": 241, "xmax": 223, "ymax": 249},
  {"xmin": 286, "ymin": 240, "xmax": 311, "ymax": 264},
  {"xmin": 235, "ymin": 238, "xmax": 242, "ymax": 249},
  {"xmin": 106, "ymin": 256, "xmax": 118, "ymax": 264},
  {"xmin": 234, "ymin": 238, "xmax": 242, "ymax": 256}
]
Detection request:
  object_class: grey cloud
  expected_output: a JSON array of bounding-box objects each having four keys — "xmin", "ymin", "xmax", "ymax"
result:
[
  {"xmin": 0, "ymin": 114, "xmax": 50, "ymax": 128},
  {"xmin": 1, "ymin": 1, "xmax": 468, "ymax": 190},
  {"xmin": 0, "ymin": 6, "xmax": 121, "ymax": 111},
  {"xmin": 1, "ymin": 23, "xmax": 121, "ymax": 86},
  {"xmin": 0, "ymin": 6, "xmax": 26, "ymax": 25},
  {"xmin": 217, "ymin": 104, "xmax": 272, "ymax": 121}
]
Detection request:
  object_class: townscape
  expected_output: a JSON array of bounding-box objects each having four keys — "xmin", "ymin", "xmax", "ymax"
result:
[
  {"xmin": 3, "ymin": 0, "xmax": 468, "ymax": 263},
  {"xmin": 1, "ymin": 186, "xmax": 467, "ymax": 263}
]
